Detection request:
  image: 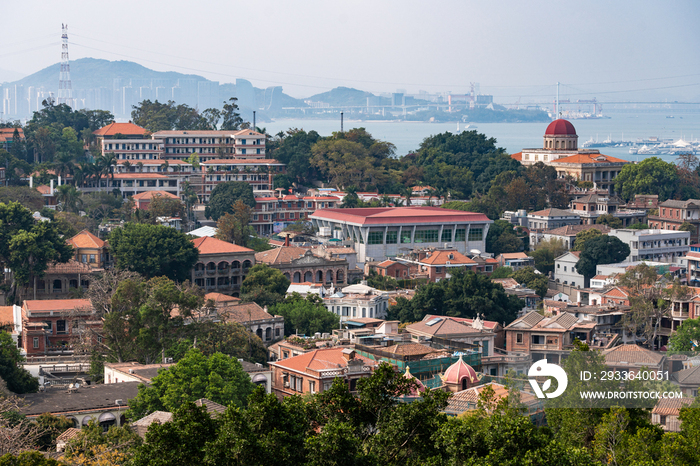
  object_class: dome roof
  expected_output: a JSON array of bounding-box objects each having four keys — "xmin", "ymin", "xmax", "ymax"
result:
[
  {"xmin": 403, "ymin": 366, "xmax": 426, "ymax": 396},
  {"xmin": 545, "ymin": 119, "xmax": 577, "ymax": 136},
  {"xmin": 441, "ymin": 354, "xmax": 478, "ymax": 386}
]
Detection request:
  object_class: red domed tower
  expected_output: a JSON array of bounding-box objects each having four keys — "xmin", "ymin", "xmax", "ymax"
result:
[
  {"xmin": 440, "ymin": 354, "xmax": 479, "ymax": 392},
  {"xmin": 544, "ymin": 119, "xmax": 578, "ymax": 151}
]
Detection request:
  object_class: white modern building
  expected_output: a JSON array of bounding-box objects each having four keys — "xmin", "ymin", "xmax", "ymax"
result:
[
  {"xmin": 309, "ymin": 206, "xmax": 491, "ymax": 263},
  {"xmin": 553, "ymin": 251, "xmax": 585, "ymax": 288},
  {"xmin": 611, "ymin": 228, "xmax": 690, "ymax": 265}
]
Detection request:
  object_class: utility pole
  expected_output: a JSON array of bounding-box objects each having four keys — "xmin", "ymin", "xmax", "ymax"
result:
[{"xmin": 340, "ymin": 112, "xmax": 344, "ymax": 133}]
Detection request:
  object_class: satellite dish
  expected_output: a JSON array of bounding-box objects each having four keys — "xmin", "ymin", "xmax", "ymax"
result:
[{"xmin": 470, "ymin": 249, "xmax": 482, "ymax": 255}]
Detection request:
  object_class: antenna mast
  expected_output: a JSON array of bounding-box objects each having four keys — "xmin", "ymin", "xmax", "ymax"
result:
[
  {"xmin": 58, "ymin": 24, "xmax": 73, "ymax": 107},
  {"xmin": 556, "ymin": 82, "xmax": 560, "ymax": 119}
]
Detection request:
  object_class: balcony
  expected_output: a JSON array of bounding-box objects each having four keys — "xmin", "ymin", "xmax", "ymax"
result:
[
  {"xmin": 672, "ymin": 310, "xmax": 689, "ymax": 319},
  {"xmin": 206, "ymin": 269, "xmax": 217, "ymax": 276},
  {"xmin": 218, "ymin": 268, "xmax": 230, "ymax": 276},
  {"xmin": 195, "ymin": 270, "xmax": 205, "ymax": 277},
  {"xmin": 530, "ymin": 343, "xmax": 562, "ymax": 351}
]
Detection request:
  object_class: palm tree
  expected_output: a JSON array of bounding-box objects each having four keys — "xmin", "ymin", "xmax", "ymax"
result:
[
  {"xmin": 401, "ymin": 187, "xmax": 414, "ymax": 206},
  {"xmin": 160, "ymin": 161, "xmax": 170, "ymax": 173},
  {"xmin": 123, "ymin": 161, "xmax": 132, "ymax": 173},
  {"xmin": 136, "ymin": 161, "xmax": 144, "ymax": 173},
  {"xmin": 53, "ymin": 152, "xmax": 75, "ymax": 183},
  {"xmin": 102, "ymin": 152, "xmax": 117, "ymax": 185},
  {"xmin": 55, "ymin": 184, "xmax": 82, "ymax": 214},
  {"xmin": 380, "ymin": 194, "xmax": 393, "ymax": 207}
]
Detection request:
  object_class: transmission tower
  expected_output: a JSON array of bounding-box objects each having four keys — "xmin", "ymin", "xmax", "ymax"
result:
[{"xmin": 57, "ymin": 24, "xmax": 73, "ymax": 107}]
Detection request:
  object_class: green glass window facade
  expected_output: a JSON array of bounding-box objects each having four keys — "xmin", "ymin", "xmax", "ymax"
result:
[
  {"xmin": 468, "ymin": 228, "xmax": 483, "ymax": 241},
  {"xmin": 441, "ymin": 229, "xmax": 452, "ymax": 242},
  {"xmin": 414, "ymin": 230, "xmax": 438, "ymax": 243},
  {"xmin": 455, "ymin": 228, "xmax": 466, "ymax": 241},
  {"xmin": 401, "ymin": 230, "xmax": 412, "ymax": 243},
  {"xmin": 386, "ymin": 231, "xmax": 398, "ymax": 244},
  {"xmin": 367, "ymin": 231, "xmax": 384, "ymax": 245}
]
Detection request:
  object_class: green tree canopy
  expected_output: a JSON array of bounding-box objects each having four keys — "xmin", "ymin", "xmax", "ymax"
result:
[
  {"xmin": 204, "ymin": 181, "xmax": 255, "ymax": 221},
  {"xmin": 108, "ymin": 223, "xmax": 199, "ymax": 282},
  {"xmin": 486, "ymin": 219, "xmax": 523, "ymax": 256},
  {"xmin": 614, "ymin": 156, "xmax": 679, "ymax": 201},
  {"xmin": 531, "ymin": 238, "xmax": 567, "ymax": 276},
  {"xmin": 512, "ymin": 267, "xmax": 549, "ymax": 298},
  {"xmin": 127, "ymin": 349, "xmax": 255, "ymax": 421},
  {"xmin": 270, "ymin": 294, "xmax": 339, "ymax": 337},
  {"xmin": 669, "ymin": 318, "xmax": 700, "ymax": 353},
  {"xmin": 268, "ymin": 129, "xmax": 321, "ymax": 186},
  {"xmin": 595, "ymin": 213, "xmax": 622, "ymax": 229},
  {"xmin": 0, "ymin": 332, "xmax": 38, "ymax": 393},
  {"xmin": 575, "ymin": 235, "xmax": 630, "ymax": 286},
  {"xmin": 387, "ymin": 269, "xmax": 522, "ymax": 324},
  {"xmin": 241, "ymin": 263, "xmax": 291, "ymax": 308},
  {"xmin": 572, "ymin": 227, "xmax": 603, "ymax": 251}
]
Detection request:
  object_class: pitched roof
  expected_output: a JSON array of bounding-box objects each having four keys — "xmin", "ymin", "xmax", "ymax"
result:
[
  {"xmin": 659, "ymin": 199, "xmax": 700, "ymax": 209},
  {"xmin": 499, "ymin": 252, "xmax": 531, "ymax": 260},
  {"xmin": 255, "ymin": 246, "xmax": 320, "ymax": 265},
  {"xmin": 602, "ymin": 287, "xmax": 630, "ymax": 299},
  {"xmin": 221, "ymin": 302, "xmax": 275, "ymax": 323},
  {"xmin": 551, "ymin": 153, "xmax": 629, "ymax": 164},
  {"xmin": 675, "ymin": 365, "xmax": 700, "ymax": 385},
  {"xmin": 492, "ymin": 278, "xmax": 519, "ymax": 289},
  {"xmin": 529, "ymin": 208, "xmax": 579, "ymax": 217},
  {"xmin": 603, "ymin": 344, "xmax": 665, "ymax": 366},
  {"xmin": 204, "ymin": 292, "xmax": 240, "ymax": 305},
  {"xmin": 0, "ymin": 306, "xmax": 13, "ymax": 326},
  {"xmin": 45, "ymin": 260, "xmax": 93, "ymax": 275},
  {"xmin": 131, "ymin": 190, "xmax": 179, "ymax": 201},
  {"xmin": 271, "ymin": 348, "xmax": 375, "ymax": 373},
  {"xmin": 420, "ymin": 250, "xmax": 476, "ymax": 266},
  {"xmin": 69, "ymin": 230, "xmax": 105, "ymax": 249},
  {"xmin": 93, "ymin": 122, "xmax": 146, "ymax": 137},
  {"xmin": 194, "ymin": 398, "xmax": 227, "ymax": 416},
  {"xmin": 56, "ymin": 427, "xmax": 82, "ymax": 443},
  {"xmin": 652, "ymin": 397, "xmax": 693, "ymax": 416},
  {"xmin": 407, "ymin": 315, "xmax": 489, "ymax": 337},
  {"xmin": 510, "ymin": 152, "xmax": 523, "ymax": 161},
  {"xmin": 191, "ymin": 236, "xmax": 253, "ymax": 255},
  {"xmin": 507, "ymin": 311, "xmax": 545, "ymax": 329},
  {"xmin": 385, "ymin": 343, "xmax": 436, "ymax": 356},
  {"xmin": 21, "ymin": 382, "xmax": 141, "ymax": 416}
]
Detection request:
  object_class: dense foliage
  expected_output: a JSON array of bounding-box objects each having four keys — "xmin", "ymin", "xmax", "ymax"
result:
[
  {"xmin": 204, "ymin": 181, "xmax": 256, "ymax": 221},
  {"xmin": 270, "ymin": 293, "xmax": 340, "ymax": 336},
  {"xmin": 108, "ymin": 223, "xmax": 199, "ymax": 282},
  {"xmin": 240, "ymin": 264, "xmax": 291, "ymax": 308},
  {"xmin": 575, "ymin": 235, "xmax": 631, "ymax": 285},
  {"xmin": 387, "ymin": 269, "xmax": 523, "ymax": 324},
  {"xmin": 0, "ymin": 332, "xmax": 37, "ymax": 394}
]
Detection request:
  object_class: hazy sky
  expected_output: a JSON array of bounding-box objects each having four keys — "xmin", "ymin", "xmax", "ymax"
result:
[{"xmin": 3, "ymin": 0, "xmax": 700, "ymax": 103}]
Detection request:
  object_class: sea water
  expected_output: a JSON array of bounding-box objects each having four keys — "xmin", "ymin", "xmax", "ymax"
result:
[{"xmin": 263, "ymin": 112, "xmax": 700, "ymax": 163}]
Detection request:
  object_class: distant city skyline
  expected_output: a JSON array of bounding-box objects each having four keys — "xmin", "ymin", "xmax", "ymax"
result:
[{"xmin": 3, "ymin": 0, "xmax": 700, "ymax": 103}]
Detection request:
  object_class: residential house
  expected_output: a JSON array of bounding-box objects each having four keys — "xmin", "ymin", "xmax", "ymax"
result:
[
  {"xmin": 21, "ymin": 299, "xmax": 98, "ymax": 356},
  {"xmin": 648, "ymin": 199, "xmax": 700, "ymax": 243},
  {"xmin": 68, "ymin": 230, "xmax": 110, "ymax": 270},
  {"xmin": 505, "ymin": 311, "xmax": 596, "ymax": 364},
  {"xmin": 526, "ymin": 208, "xmax": 581, "ymax": 231},
  {"xmin": 684, "ymin": 244, "xmax": 700, "ymax": 286},
  {"xmin": 131, "ymin": 190, "xmax": 180, "ymax": 210},
  {"xmin": 444, "ymin": 382, "xmax": 544, "ymax": 422},
  {"xmin": 191, "ymin": 236, "xmax": 255, "ymax": 296},
  {"xmin": 239, "ymin": 360, "xmax": 272, "ymax": 393},
  {"xmin": 370, "ymin": 260, "xmax": 411, "ymax": 279},
  {"xmin": 553, "ymin": 251, "xmax": 584, "ymax": 287},
  {"xmin": 492, "ymin": 278, "xmax": 541, "ymax": 312},
  {"xmin": 256, "ymin": 246, "xmax": 348, "ymax": 286},
  {"xmin": 531, "ymin": 223, "xmax": 611, "ymax": 249},
  {"xmin": 611, "ymin": 228, "xmax": 690, "ymax": 264},
  {"xmin": 219, "ymin": 301, "xmax": 284, "ymax": 343},
  {"xmin": 104, "ymin": 362, "xmax": 174, "ymax": 384},
  {"xmin": 270, "ymin": 348, "xmax": 376, "ymax": 397},
  {"xmin": 652, "ymin": 398, "xmax": 695, "ymax": 432},
  {"xmin": 602, "ymin": 344, "xmax": 667, "ymax": 376},
  {"xmin": 568, "ymin": 193, "xmax": 646, "ymax": 226},
  {"xmin": 324, "ymin": 283, "xmax": 390, "ymax": 321},
  {"xmin": 398, "ymin": 249, "xmax": 476, "ymax": 283},
  {"xmin": 495, "ymin": 252, "xmax": 535, "ymax": 271},
  {"xmin": 405, "ymin": 314, "xmax": 502, "ymax": 358},
  {"xmin": 672, "ymin": 365, "xmax": 700, "ymax": 397}
]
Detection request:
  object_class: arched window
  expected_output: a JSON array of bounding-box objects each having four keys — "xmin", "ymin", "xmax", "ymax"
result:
[
  {"xmin": 316, "ymin": 270, "xmax": 323, "ymax": 283},
  {"xmin": 265, "ymin": 327, "xmax": 272, "ymax": 340},
  {"xmin": 243, "ymin": 260, "xmax": 252, "ymax": 270},
  {"xmin": 336, "ymin": 270, "xmax": 344, "ymax": 283},
  {"xmin": 326, "ymin": 270, "xmax": 334, "ymax": 283},
  {"xmin": 284, "ymin": 273, "xmax": 291, "ymax": 281},
  {"xmin": 461, "ymin": 378, "xmax": 468, "ymax": 390},
  {"xmin": 206, "ymin": 262, "xmax": 216, "ymax": 274},
  {"xmin": 232, "ymin": 261, "xmax": 241, "ymax": 271},
  {"xmin": 293, "ymin": 272, "xmax": 301, "ymax": 283},
  {"xmin": 53, "ymin": 280, "xmax": 62, "ymax": 292},
  {"xmin": 304, "ymin": 271, "xmax": 313, "ymax": 282},
  {"xmin": 256, "ymin": 328, "xmax": 263, "ymax": 339}
]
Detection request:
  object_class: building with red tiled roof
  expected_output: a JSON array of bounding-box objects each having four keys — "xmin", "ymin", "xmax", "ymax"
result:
[
  {"xmin": 534, "ymin": 224, "xmax": 611, "ymax": 249},
  {"xmin": 406, "ymin": 314, "xmax": 502, "ymax": 358},
  {"xmin": 191, "ymin": 237, "xmax": 255, "ymax": 296},
  {"xmin": 310, "ymin": 206, "xmax": 491, "ymax": 264},
  {"xmin": 21, "ymin": 299, "xmax": 98, "ymax": 356},
  {"xmin": 512, "ymin": 120, "xmax": 630, "ymax": 195},
  {"xmin": 569, "ymin": 193, "xmax": 647, "ymax": 226},
  {"xmin": 395, "ymin": 249, "xmax": 476, "ymax": 283},
  {"xmin": 652, "ymin": 397, "xmax": 694, "ymax": 432},
  {"xmin": 256, "ymin": 247, "xmax": 349, "ymax": 287},
  {"xmin": 131, "ymin": 190, "xmax": 179, "ymax": 210},
  {"xmin": 93, "ymin": 122, "xmax": 147, "ymax": 138},
  {"xmin": 602, "ymin": 344, "xmax": 667, "ymax": 375},
  {"xmin": 495, "ymin": 252, "xmax": 535, "ymax": 271},
  {"xmin": 270, "ymin": 347, "xmax": 376, "ymax": 397},
  {"xmin": 371, "ymin": 259, "xmax": 410, "ymax": 280},
  {"xmin": 218, "ymin": 301, "xmax": 284, "ymax": 343}
]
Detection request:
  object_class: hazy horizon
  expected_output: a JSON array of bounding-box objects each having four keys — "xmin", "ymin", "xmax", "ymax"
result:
[{"xmin": 3, "ymin": 0, "xmax": 700, "ymax": 103}]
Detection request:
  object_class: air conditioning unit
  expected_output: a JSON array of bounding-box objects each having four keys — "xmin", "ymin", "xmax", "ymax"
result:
[{"xmin": 284, "ymin": 382, "xmax": 290, "ymax": 388}]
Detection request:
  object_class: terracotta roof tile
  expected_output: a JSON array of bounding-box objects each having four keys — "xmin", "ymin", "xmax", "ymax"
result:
[
  {"xmin": 271, "ymin": 347, "xmax": 375, "ymax": 373},
  {"xmin": 45, "ymin": 260, "xmax": 94, "ymax": 274},
  {"xmin": 545, "ymin": 224, "xmax": 611, "ymax": 237},
  {"xmin": 385, "ymin": 343, "xmax": 436, "ymax": 356},
  {"xmin": 255, "ymin": 246, "xmax": 317, "ymax": 265},
  {"xmin": 603, "ymin": 344, "xmax": 665, "ymax": 366},
  {"xmin": 93, "ymin": 122, "xmax": 147, "ymax": 137},
  {"xmin": 221, "ymin": 302, "xmax": 275, "ymax": 323},
  {"xmin": 192, "ymin": 236, "xmax": 254, "ymax": 255},
  {"xmin": 131, "ymin": 190, "xmax": 179, "ymax": 201},
  {"xmin": 24, "ymin": 299, "xmax": 92, "ymax": 312},
  {"xmin": 652, "ymin": 397, "xmax": 693, "ymax": 416},
  {"xmin": 552, "ymin": 153, "xmax": 629, "ymax": 164},
  {"xmin": 675, "ymin": 365, "xmax": 700, "ymax": 385},
  {"xmin": 420, "ymin": 250, "xmax": 476, "ymax": 266},
  {"xmin": 56, "ymin": 427, "xmax": 82, "ymax": 442},
  {"xmin": 69, "ymin": 230, "xmax": 105, "ymax": 249}
]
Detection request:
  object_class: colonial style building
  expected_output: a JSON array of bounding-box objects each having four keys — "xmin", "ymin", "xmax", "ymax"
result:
[
  {"xmin": 190, "ymin": 236, "xmax": 255, "ymax": 296},
  {"xmin": 255, "ymin": 246, "xmax": 348, "ymax": 286},
  {"xmin": 511, "ymin": 119, "xmax": 629, "ymax": 193},
  {"xmin": 20, "ymin": 299, "xmax": 98, "ymax": 356},
  {"xmin": 648, "ymin": 199, "xmax": 700, "ymax": 243},
  {"xmin": 568, "ymin": 193, "xmax": 646, "ymax": 226},
  {"xmin": 309, "ymin": 206, "xmax": 491, "ymax": 264},
  {"xmin": 153, "ymin": 129, "xmax": 267, "ymax": 161},
  {"xmin": 526, "ymin": 208, "xmax": 581, "ymax": 231},
  {"xmin": 219, "ymin": 301, "xmax": 284, "ymax": 343},
  {"xmin": 553, "ymin": 251, "xmax": 584, "ymax": 287},
  {"xmin": 324, "ymin": 283, "xmax": 390, "ymax": 321},
  {"xmin": 270, "ymin": 348, "xmax": 376, "ymax": 398},
  {"xmin": 397, "ymin": 249, "xmax": 476, "ymax": 282},
  {"xmin": 611, "ymin": 228, "xmax": 690, "ymax": 264},
  {"xmin": 406, "ymin": 314, "xmax": 502, "ymax": 358}
]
